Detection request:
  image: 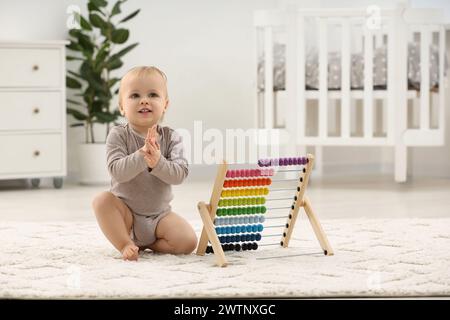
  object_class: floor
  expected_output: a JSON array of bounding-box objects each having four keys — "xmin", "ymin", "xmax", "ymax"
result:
[{"xmin": 0, "ymin": 175, "xmax": 449, "ymax": 222}]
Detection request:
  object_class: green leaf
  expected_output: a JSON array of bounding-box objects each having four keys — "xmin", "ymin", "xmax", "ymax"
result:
[
  {"xmin": 111, "ymin": 0, "xmax": 122, "ymax": 17},
  {"xmin": 89, "ymin": 13, "xmax": 107, "ymax": 29},
  {"xmin": 66, "ymin": 76, "xmax": 82, "ymax": 89},
  {"xmin": 106, "ymin": 57, "xmax": 123, "ymax": 70},
  {"xmin": 68, "ymin": 70, "xmax": 83, "ymax": 79},
  {"xmin": 79, "ymin": 14, "xmax": 93, "ymax": 31},
  {"xmin": 67, "ymin": 108, "xmax": 88, "ymax": 120},
  {"xmin": 87, "ymin": 2, "xmax": 105, "ymax": 15},
  {"xmin": 90, "ymin": 0, "xmax": 107, "ymax": 8},
  {"xmin": 93, "ymin": 111, "xmax": 119, "ymax": 123},
  {"xmin": 119, "ymin": 9, "xmax": 140, "ymax": 23},
  {"xmin": 107, "ymin": 77, "xmax": 121, "ymax": 88},
  {"xmin": 66, "ymin": 56, "xmax": 84, "ymax": 61},
  {"xmin": 67, "ymin": 99, "xmax": 82, "ymax": 105},
  {"xmin": 111, "ymin": 42, "xmax": 138, "ymax": 60},
  {"xmin": 66, "ymin": 41, "xmax": 82, "ymax": 52},
  {"xmin": 111, "ymin": 29, "xmax": 129, "ymax": 44},
  {"xmin": 94, "ymin": 43, "xmax": 110, "ymax": 70},
  {"xmin": 77, "ymin": 34, "xmax": 95, "ymax": 57}
]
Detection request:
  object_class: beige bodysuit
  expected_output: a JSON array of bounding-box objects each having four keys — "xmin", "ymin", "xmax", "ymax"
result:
[{"xmin": 106, "ymin": 123, "xmax": 189, "ymax": 246}]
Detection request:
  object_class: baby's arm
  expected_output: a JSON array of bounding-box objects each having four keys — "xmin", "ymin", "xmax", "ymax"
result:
[
  {"xmin": 147, "ymin": 130, "xmax": 188, "ymax": 185},
  {"xmin": 107, "ymin": 128, "xmax": 147, "ymax": 183}
]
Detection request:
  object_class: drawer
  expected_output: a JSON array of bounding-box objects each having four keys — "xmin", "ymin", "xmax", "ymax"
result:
[
  {"xmin": 0, "ymin": 134, "xmax": 62, "ymax": 174},
  {"xmin": 0, "ymin": 91, "xmax": 62, "ymax": 131},
  {"xmin": 0, "ymin": 48, "xmax": 61, "ymax": 87}
]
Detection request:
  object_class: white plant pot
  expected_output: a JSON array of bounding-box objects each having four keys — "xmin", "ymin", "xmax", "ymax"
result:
[{"xmin": 77, "ymin": 143, "xmax": 110, "ymax": 185}]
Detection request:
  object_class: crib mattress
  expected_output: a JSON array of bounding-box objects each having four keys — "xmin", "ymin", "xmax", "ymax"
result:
[{"xmin": 257, "ymin": 42, "xmax": 446, "ymax": 91}]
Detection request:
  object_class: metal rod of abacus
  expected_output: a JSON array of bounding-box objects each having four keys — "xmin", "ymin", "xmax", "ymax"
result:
[
  {"xmin": 265, "ymin": 197, "xmax": 295, "ymax": 201},
  {"xmin": 267, "ymin": 206, "xmax": 292, "ymax": 210},
  {"xmin": 264, "ymin": 215, "xmax": 290, "ymax": 220},
  {"xmin": 275, "ymin": 169, "xmax": 305, "ymax": 173},
  {"xmin": 264, "ymin": 224, "xmax": 285, "ymax": 228},
  {"xmin": 270, "ymin": 187, "xmax": 301, "ymax": 192},
  {"xmin": 258, "ymin": 243, "xmax": 280, "ymax": 247},
  {"xmin": 271, "ymin": 178, "xmax": 300, "ymax": 182}
]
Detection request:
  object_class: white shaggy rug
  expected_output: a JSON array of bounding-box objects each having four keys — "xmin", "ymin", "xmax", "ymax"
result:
[{"xmin": 1, "ymin": 218, "xmax": 449, "ymax": 299}]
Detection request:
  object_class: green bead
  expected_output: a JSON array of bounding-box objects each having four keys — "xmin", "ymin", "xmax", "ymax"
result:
[{"xmin": 262, "ymin": 206, "xmax": 267, "ymax": 213}]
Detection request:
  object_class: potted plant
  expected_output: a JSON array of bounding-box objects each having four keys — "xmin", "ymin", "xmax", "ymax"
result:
[{"xmin": 66, "ymin": 0, "xmax": 140, "ymax": 184}]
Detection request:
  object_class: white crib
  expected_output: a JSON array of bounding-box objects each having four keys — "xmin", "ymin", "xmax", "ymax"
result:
[{"xmin": 254, "ymin": 5, "xmax": 447, "ymax": 182}]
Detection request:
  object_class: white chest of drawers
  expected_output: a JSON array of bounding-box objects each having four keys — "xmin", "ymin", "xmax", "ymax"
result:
[{"xmin": 0, "ymin": 41, "xmax": 68, "ymax": 188}]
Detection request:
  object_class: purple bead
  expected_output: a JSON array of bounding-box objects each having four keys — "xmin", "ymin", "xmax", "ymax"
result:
[
  {"xmin": 301, "ymin": 157, "xmax": 306, "ymax": 165},
  {"xmin": 278, "ymin": 158, "xmax": 284, "ymax": 166},
  {"xmin": 288, "ymin": 157, "xmax": 293, "ymax": 165},
  {"xmin": 258, "ymin": 159, "xmax": 269, "ymax": 167}
]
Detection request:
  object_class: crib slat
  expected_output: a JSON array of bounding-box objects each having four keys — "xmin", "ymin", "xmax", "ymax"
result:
[
  {"xmin": 264, "ymin": 27, "xmax": 274, "ymax": 129},
  {"xmin": 341, "ymin": 19, "xmax": 351, "ymax": 138},
  {"xmin": 297, "ymin": 16, "xmax": 306, "ymax": 138},
  {"xmin": 363, "ymin": 27, "xmax": 374, "ymax": 139},
  {"xmin": 318, "ymin": 18, "xmax": 328, "ymax": 138},
  {"xmin": 387, "ymin": 18, "xmax": 395, "ymax": 143},
  {"xmin": 438, "ymin": 26, "xmax": 445, "ymax": 139},
  {"xmin": 420, "ymin": 26, "xmax": 431, "ymax": 130}
]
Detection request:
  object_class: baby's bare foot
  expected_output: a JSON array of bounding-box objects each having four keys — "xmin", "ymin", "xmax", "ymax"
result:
[{"xmin": 121, "ymin": 243, "xmax": 139, "ymax": 261}]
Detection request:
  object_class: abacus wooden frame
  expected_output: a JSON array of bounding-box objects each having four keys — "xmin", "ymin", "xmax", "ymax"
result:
[{"xmin": 195, "ymin": 154, "xmax": 333, "ymax": 267}]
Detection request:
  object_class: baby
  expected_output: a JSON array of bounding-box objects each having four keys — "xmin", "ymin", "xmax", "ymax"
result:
[{"xmin": 92, "ymin": 66, "xmax": 197, "ymax": 261}]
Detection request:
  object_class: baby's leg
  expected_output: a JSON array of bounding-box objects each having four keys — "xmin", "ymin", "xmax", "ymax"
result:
[
  {"xmin": 92, "ymin": 191, "xmax": 138, "ymax": 261},
  {"xmin": 148, "ymin": 212, "xmax": 198, "ymax": 254}
]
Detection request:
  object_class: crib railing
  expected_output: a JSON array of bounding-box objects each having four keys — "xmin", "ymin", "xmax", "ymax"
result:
[{"xmin": 254, "ymin": 6, "xmax": 446, "ymax": 148}]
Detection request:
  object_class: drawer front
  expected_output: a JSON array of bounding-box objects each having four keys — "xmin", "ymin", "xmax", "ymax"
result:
[
  {"xmin": 0, "ymin": 134, "xmax": 62, "ymax": 174},
  {"xmin": 0, "ymin": 91, "xmax": 62, "ymax": 131},
  {"xmin": 0, "ymin": 48, "xmax": 61, "ymax": 87}
]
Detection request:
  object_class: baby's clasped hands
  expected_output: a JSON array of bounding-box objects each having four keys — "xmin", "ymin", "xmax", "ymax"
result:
[{"xmin": 140, "ymin": 125, "xmax": 161, "ymax": 168}]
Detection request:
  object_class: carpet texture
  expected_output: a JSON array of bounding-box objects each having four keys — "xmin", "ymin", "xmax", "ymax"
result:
[{"xmin": 1, "ymin": 218, "xmax": 449, "ymax": 298}]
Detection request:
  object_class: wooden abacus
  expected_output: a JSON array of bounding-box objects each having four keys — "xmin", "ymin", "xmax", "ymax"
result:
[{"xmin": 196, "ymin": 154, "xmax": 334, "ymax": 267}]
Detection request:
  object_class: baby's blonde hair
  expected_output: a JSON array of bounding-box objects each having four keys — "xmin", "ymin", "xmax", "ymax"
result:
[{"xmin": 118, "ymin": 66, "xmax": 168, "ymax": 109}]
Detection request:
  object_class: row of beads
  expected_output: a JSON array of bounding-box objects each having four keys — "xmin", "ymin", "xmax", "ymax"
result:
[
  {"xmin": 221, "ymin": 187, "xmax": 269, "ymax": 198},
  {"xmin": 225, "ymin": 168, "xmax": 274, "ymax": 178},
  {"xmin": 216, "ymin": 224, "xmax": 264, "ymax": 235},
  {"xmin": 216, "ymin": 206, "xmax": 267, "ymax": 216},
  {"xmin": 223, "ymin": 178, "xmax": 271, "ymax": 188},
  {"xmin": 218, "ymin": 197, "xmax": 265, "ymax": 207},
  {"xmin": 214, "ymin": 215, "xmax": 265, "ymax": 226},
  {"xmin": 219, "ymin": 233, "xmax": 262, "ymax": 244},
  {"xmin": 258, "ymin": 157, "xmax": 309, "ymax": 167},
  {"xmin": 205, "ymin": 242, "xmax": 258, "ymax": 253}
]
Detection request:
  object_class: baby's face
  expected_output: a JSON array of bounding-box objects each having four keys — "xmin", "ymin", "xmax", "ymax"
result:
[{"xmin": 120, "ymin": 72, "xmax": 168, "ymax": 131}]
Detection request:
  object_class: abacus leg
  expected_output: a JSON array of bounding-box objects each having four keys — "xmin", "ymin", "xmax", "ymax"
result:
[
  {"xmin": 197, "ymin": 201, "xmax": 227, "ymax": 267},
  {"xmin": 303, "ymin": 196, "xmax": 334, "ymax": 256}
]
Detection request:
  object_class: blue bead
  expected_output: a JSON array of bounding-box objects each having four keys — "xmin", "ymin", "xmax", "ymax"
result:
[
  {"xmin": 256, "ymin": 233, "xmax": 262, "ymax": 241},
  {"xmin": 252, "ymin": 225, "xmax": 257, "ymax": 232},
  {"xmin": 240, "ymin": 234, "xmax": 245, "ymax": 242},
  {"xmin": 259, "ymin": 216, "xmax": 265, "ymax": 223},
  {"xmin": 250, "ymin": 234, "xmax": 255, "ymax": 241},
  {"xmin": 219, "ymin": 236, "xmax": 224, "ymax": 244},
  {"xmin": 231, "ymin": 226, "xmax": 236, "ymax": 234},
  {"xmin": 258, "ymin": 224, "xmax": 263, "ymax": 232}
]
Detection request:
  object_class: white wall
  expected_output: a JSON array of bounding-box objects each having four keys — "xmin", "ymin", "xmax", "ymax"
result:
[{"xmin": 1, "ymin": 0, "xmax": 449, "ymax": 182}]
